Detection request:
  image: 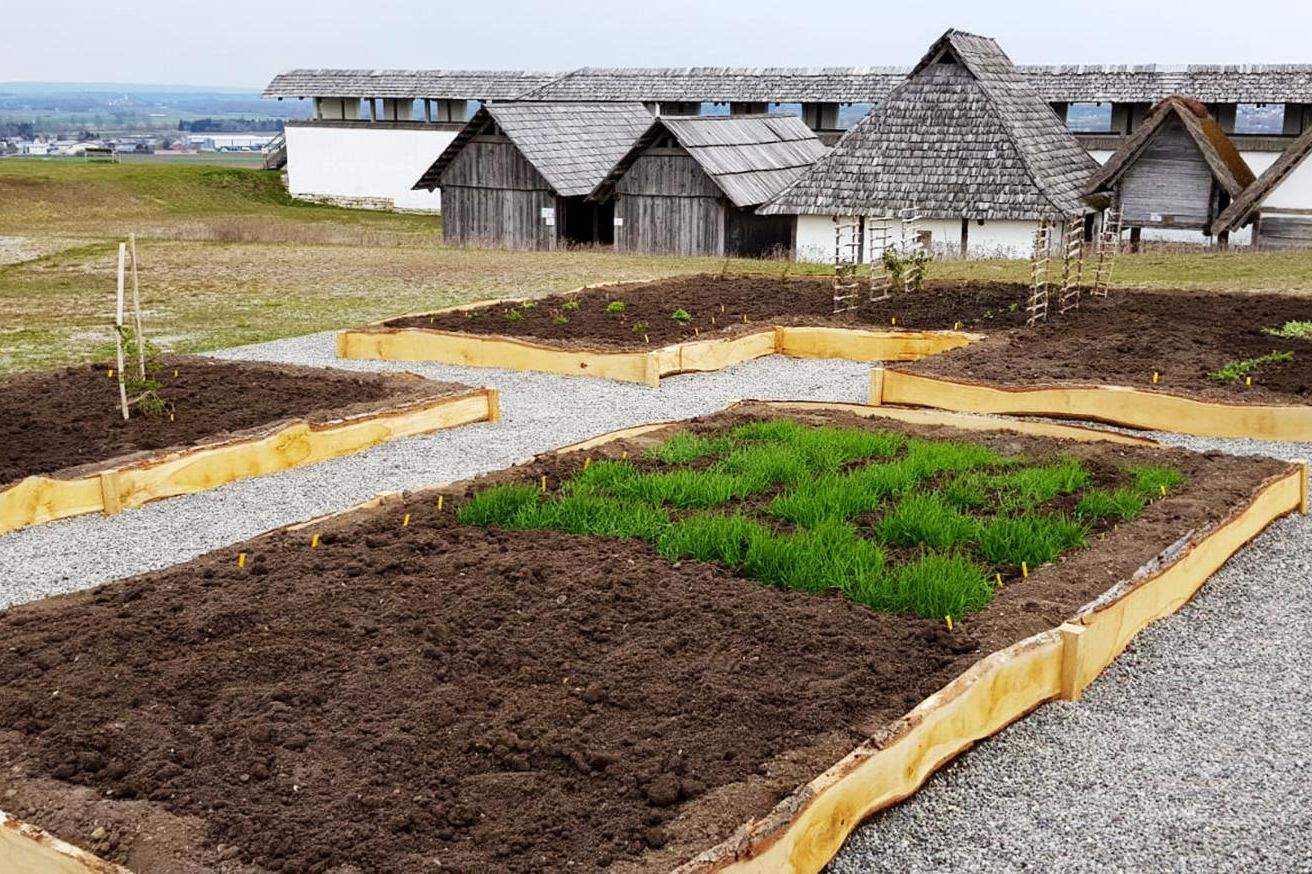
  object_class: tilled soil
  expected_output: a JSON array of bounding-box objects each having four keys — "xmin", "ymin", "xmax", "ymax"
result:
[
  {"xmin": 903, "ymin": 290, "xmax": 1312, "ymax": 404},
  {"xmin": 387, "ymin": 275, "xmax": 1032, "ymax": 348},
  {"xmin": 0, "ymin": 356, "xmax": 471, "ymax": 485},
  {"xmin": 0, "ymin": 407, "xmax": 1287, "ymax": 874}
]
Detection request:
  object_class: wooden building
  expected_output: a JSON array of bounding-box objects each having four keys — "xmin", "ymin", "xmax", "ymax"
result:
[
  {"xmin": 591, "ymin": 115, "xmax": 826, "ymax": 257},
  {"xmin": 1086, "ymin": 96, "xmax": 1254, "ymax": 242},
  {"xmin": 1213, "ymin": 125, "xmax": 1312, "ymax": 248},
  {"xmin": 758, "ymin": 30, "xmax": 1099, "ymax": 261},
  {"xmin": 412, "ymin": 102, "xmax": 651, "ymax": 249}
]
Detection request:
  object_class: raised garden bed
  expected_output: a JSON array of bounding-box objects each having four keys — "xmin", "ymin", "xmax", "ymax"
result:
[
  {"xmin": 0, "ymin": 402, "xmax": 1302, "ymax": 874},
  {"xmin": 883, "ymin": 290, "xmax": 1312, "ymax": 440},
  {"xmin": 340, "ymin": 275, "xmax": 998, "ymax": 385},
  {"xmin": 0, "ymin": 356, "xmax": 498, "ymax": 535}
]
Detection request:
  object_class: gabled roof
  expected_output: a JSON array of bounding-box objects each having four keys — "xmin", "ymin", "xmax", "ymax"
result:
[
  {"xmin": 1086, "ymin": 96, "xmax": 1254, "ymax": 199},
  {"xmin": 413, "ymin": 102, "xmax": 652, "ymax": 197},
  {"xmin": 759, "ymin": 30, "xmax": 1098, "ymax": 219},
  {"xmin": 592, "ymin": 114, "xmax": 827, "ymax": 208},
  {"xmin": 263, "ymin": 69, "xmax": 558, "ymax": 100},
  {"xmin": 516, "ymin": 67, "xmax": 904, "ymax": 104},
  {"xmin": 1213, "ymin": 124, "xmax": 1312, "ymax": 234}
]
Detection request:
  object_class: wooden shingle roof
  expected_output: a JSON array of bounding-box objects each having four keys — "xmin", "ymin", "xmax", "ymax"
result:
[
  {"xmin": 1086, "ymin": 96, "xmax": 1255, "ymax": 200},
  {"xmin": 1213, "ymin": 125, "xmax": 1312, "ymax": 234},
  {"xmin": 413, "ymin": 102, "xmax": 652, "ymax": 198},
  {"xmin": 1022, "ymin": 64, "xmax": 1312, "ymax": 104},
  {"xmin": 262, "ymin": 69, "xmax": 558, "ymax": 100},
  {"xmin": 593, "ymin": 115, "xmax": 827, "ymax": 208},
  {"xmin": 517, "ymin": 67, "xmax": 904, "ymax": 104},
  {"xmin": 758, "ymin": 30, "xmax": 1099, "ymax": 220}
]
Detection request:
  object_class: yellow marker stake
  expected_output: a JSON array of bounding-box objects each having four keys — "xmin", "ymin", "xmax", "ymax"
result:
[
  {"xmin": 643, "ymin": 333, "xmax": 650, "ymax": 343},
  {"xmin": 1152, "ymin": 371, "xmax": 1160, "ymax": 384},
  {"xmin": 169, "ymin": 411, "xmax": 175, "ymax": 422},
  {"xmin": 720, "ymin": 303, "xmax": 726, "ymax": 314},
  {"xmin": 1021, "ymin": 561, "xmax": 1029, "ymax": 578},
  {"xmin": 621, "ymin": 450, "xmax": 628, "ymax": 460},
  {"xmin": 311, "ymin": 533, "xmax": 320, "ymax": 549},
  {"xmin": 583, "ymin": 457, "xmax": 592, "ymax": 470},
  {"xmin": 437, "ymin": 495, "xmax": 444, "ymax": 511},
  {"xmin": 237, "ymin": 552, "xmax": 247, "ymax": 568},
  {"xmin": 173, "ymin": 369, "xmax": 178, "ymax": 378},
  {"xmin": 540, "ymin": 475, "xmax": 548, "ymax": 493},
  {"xmin": 945, "ymin": 614, "xmax": 953, "ymax": 632},
  {"xmin": 107, "ymin": 368, "xmax": 114, "ymax": 378},
  {"xmin": 1159, "ymin": 484, "xmax": 1167, "ymax": 496},
  {"xmin": 954, "ymin": 321, "xmax": 962, "ymax": 331},
  {"xmin": 694, "ymin": 327, "xmax": 700, "ymax": 336},
  {"xmin": 402, "ymin": 513, "xmax": 411, "ymax": 528},
  {"xmin": 1246, "ymin": 376, "xmax": 1253, "ymax": 387},
  {"xmin": 742, "ymin": 313, "xmax": 748, "ymax": 323},
  {"xmin": 995, "ymin": 572, "xmax": 1003, "ymax": 589},
  {"xmin": 890, "ymin": 316, "xmax": 897, "ymax": 326}
]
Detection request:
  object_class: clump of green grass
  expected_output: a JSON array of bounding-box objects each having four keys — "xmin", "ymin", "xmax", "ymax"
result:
[
  {"xmin": 657, "ymin": 512, "xmax": 764, "ymax": 568},
  {"xmin": 744, "ymin": 519, "xmax": 887, "ymax": 595},
  {"xmin": 519, "ymin": 493, "xmax": 669, "ymax": 539},
  {"xmin": 729, "ymin": 419, "xmax": 805, "ymax": 444},
  {"xmin": 561, "ymin": 299, "xmax": 580, "ymax": 312},
  {"xmin": 632, "ymin": 321, "xmax": 649, "ymax": 334},
  {"xmin": 550, "ymin": 311, "xmax": 569, "ymax": 326},
  {"xmin": 876, "ymin": 493, "xmax": 979, "ymax": 549},
  {"xmin": 606, "ymin": 300, "xmax": 626, "ymax": 313},
  {"xmin": 456, "ymin": 483, "xmax": 540, "ymax": 527},
  {"xmin": 769, "ymin": 459, "xmax": 919, "ymax": 526},
  {"xmin": 503, "ymin": 308, "xmax": 524, "ymax": 322},
  {"xmin": 520, "ymin": 300, "xmax": 536, "ymax": 309},
  {"xmin": 1208, "ymin": 350, "xmax": 1295, "ymax": 383},
  {"xmin": 612, "ymin": 468, "xmax": 756, "ymax": 508},
  {"xmin": 564, "ymin": 459, "xmax": 638, "ymax": 495},
  {"xmin": 1264, "ymin": 321, "xmax": 1312, "ymax": 340},
  {"xmin": 989, "ymin": 458, "xmax": 1089, "ymax": 511},
  {"xmin": 671, "ymin": 308, "xmax": 692, "ymax": 323},
  {"xmin": 905, "ymin": 438, "xmax": 1010, "ymax": 475},
  {"xmin": 883, "ymin": 553, "xmax": 993, "ymax": 620},
  {"xmin": 977, "ymin": 514, "xmax": 1087, "ymax": 568},
  {"xmin": 645, "ymin": 432, "xmax": 732, "ymax": 464},
  {"xmin": 941, "ymin": 473, "xmax": 989, "ymax": 511},
  {"xmin": 713, "ymin": 443, "xmax": 813, "ymax": 489},
  {"xmin": 1128, "ymin": 464, "xmax": 1184, "ymax": 496},
  {"xmin": 1076, "ymin": 487, "xmax": 1146, "ymax": 522}
]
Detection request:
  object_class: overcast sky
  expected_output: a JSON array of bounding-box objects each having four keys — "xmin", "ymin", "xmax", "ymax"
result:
[{"xmin": 4, "ymin": 0, "xmax": 1309, "ymax": 89}]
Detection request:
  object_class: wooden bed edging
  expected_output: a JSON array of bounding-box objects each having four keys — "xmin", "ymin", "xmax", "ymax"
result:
[
  {"xmin": 871, "ymin": 367, "xmax": 1312, "ymax": 441},
  {"xmin": 1, "ymin": 810, "xmax": 129, "ymax": 874},
  {"xmin": 0, "ymin": 387, "xmax": 500, "ymax": 537},
  {"xmin": 338, "ymin": 324, "xmax": 976, "ymax": 388},
  {"xmin": 676, "ymin": 462, "xmax": 1307, "ymax": 873},
  {"xmin": 6, "ymin": 404, "xmax": 1303, "ymax": 874}
]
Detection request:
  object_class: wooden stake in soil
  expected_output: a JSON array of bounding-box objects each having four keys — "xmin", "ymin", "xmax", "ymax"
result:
[
  {"xmin": 129, "ymin": 233, "xmax": 145, "ymax": 380},
  {"xmin": 114, "ymin": 243, "xmax": 129, "ymax": 420}
]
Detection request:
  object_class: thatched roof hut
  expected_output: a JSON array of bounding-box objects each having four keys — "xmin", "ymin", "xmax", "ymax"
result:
[
  {"xmin": 758, "ymin": 30, "xmax": 1098, "ymax": 223},
  {"xmin": 1086, "ymin": 96, "xmax": 1253, "ymax": 236},
  {"xmin": 412, "ymin": 101, "xmax": 651, "ymax": 249}
]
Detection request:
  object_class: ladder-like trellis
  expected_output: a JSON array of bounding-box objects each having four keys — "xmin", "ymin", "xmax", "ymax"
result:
[
  {"xmin": 867, "ymin": 214, "xmax": 894, "ymax": 301},
  {"xmin": 1090, "ymin": 208, "xmax": 1122, "ymax": 297},
  {"xmin": 1057, "ymin": 221, "xmax": 1086, "ymax": 315},
  {"xmin": 832, "ymin": 217, "xmax": 862, "ymax": 313},
  {"xmin": 1026, "ymin": 219, "xmax": 1053, "ymax": 326}
]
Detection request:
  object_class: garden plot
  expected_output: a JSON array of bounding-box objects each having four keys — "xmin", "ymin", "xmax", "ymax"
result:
[
  {"xmin": 884, "ymin": 290, "xmax": 1312, "ymax": 440},
  {"xmin": 0, "ymin": 356, "xmax": 498, "ymax": 534},
  {"xmin": 0, "ymin": 403, "xmax": 1301, "ymax": 874}
]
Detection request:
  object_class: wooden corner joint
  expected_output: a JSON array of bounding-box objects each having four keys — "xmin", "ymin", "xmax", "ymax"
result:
[
  {"xmin": 98, "ymin": 470, "xmax": 123, "ymax": 517},
  {"xmin": 1057, "ymin": 622, "xmax": 1088, "ymax": 702},
  {"xmin": 1296, "ymin": 459, "xmax": 1309, "ymax": 515}
]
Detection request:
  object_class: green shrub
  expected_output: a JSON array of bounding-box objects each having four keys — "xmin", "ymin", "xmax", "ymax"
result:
[
  {"xmin": 1075, "ymin": 487, "xmax": 1146, "ymax": 522},
  {"xmin": 565, "ymin": 459, "xmax": 639, "ymax": 495},
  {"xmin": 612, "ymin": 469, "xmax": 756, "ymax": 508},
  {"xmin": 876, "ymin": 493, "xmax": 979, "ymax": 549},
  {"xmin": 713, "ymin": 443, "xmax": 812, "ymax": 490},
  {"xmin": 941, "ymin": 473, "xmax": 989, "ymax": 511}
]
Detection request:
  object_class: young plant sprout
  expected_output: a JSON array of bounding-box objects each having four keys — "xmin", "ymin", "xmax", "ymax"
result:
[
  {"xmin": 562, "ymin": 299, "xmax": 580, "ymax": 312},
  {"xmin": 671, "ymin": 308, "xmax": 692, "ymax": 323},
  {"xmin": 607, "ymin": 301, "xmax": 626, "ymax": 313}
]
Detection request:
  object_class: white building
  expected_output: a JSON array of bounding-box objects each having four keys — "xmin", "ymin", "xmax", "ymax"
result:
[{"xmin": 1213, "ymin": 125, "xmax": 1312, "ymax": 247}]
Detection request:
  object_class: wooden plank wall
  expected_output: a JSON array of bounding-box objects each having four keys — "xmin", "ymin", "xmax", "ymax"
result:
[
  {"xmin": 440, "ymin": 135, "xmax": 559, "ymax": 249},
  {"xmin": 1118, "ymin": 117, "xmax": 1215, "ymax": 229},
  {"xmin": 725, "ymin": 207, "xmax": 796, "ymax": 258},
  {"xmin": 1255, "ymin": 212, "xmax": 1312, "ymax": 248},
  {"xmin": 616, "ymin": 148, "xmax": 726, "ymax": 256}
]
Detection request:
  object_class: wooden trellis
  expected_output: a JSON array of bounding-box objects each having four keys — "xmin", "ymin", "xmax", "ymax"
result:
[
  {"xmin": 832, "ymin": 217, "xmax": 862, "ymax": 313},
  {"xmin": 1090, "ymin": 208, "xmax": 1122, "ymax": 297},
  {"xmin": 1026, "ymin": 219, "xmax": 1053, "ymax": 326},
  {"xmin": 867, "ymin": 214, "xmax": 894, "ymax": 301},
  {"xmin": 1058, "ymin": 221, "xmax": 1086, "ymax": 315}
]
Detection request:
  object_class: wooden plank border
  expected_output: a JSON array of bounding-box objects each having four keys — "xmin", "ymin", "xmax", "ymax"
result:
[
  {"xmin": 5, "ymin": 403, "xmax": 1302, "ymax": 874},
  {"xmin": 873, "ymin": 368, "xmax": 1312, "ymax": 441},
  {"xmin": 0, "ymin": 388, "xmax": 499, "ymax": 537},
  {"xmin": 1, "ymin": 811, "xmax": 130, "ymax": 874}
]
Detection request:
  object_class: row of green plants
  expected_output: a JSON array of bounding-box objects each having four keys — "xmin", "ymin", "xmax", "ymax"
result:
[
  {"xmin": 455, "ymin": 421, "xmax": 1182, "ymax": 623},
  {"xmin": 1207, "ymin": 321, "xmax": 1309, "ymax": 384}
]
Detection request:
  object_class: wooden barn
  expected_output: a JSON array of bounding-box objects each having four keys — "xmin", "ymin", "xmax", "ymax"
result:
[
  {"xmin": 1086, "ymin": 96, "xmax": 1254, "ymax": 243},
  {"xmin": 1212, "ymin": 125, "xmax": 1312, "ymax": 248},
  {"xmin": 758, "ymin": 29, "xmax": 1099, "ymax": 262},
  {"xmin": 590, "ymin": 115, "xmax": 826, "ymax": 257},
  {"xmin": 412, "ymin": 102, "xmax": 651, "ymax": 249}
]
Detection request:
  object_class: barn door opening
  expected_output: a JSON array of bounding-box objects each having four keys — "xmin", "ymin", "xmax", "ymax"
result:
[{"xmin": 561, "ymin": 197, "xmax": 615, "ymax": 248}]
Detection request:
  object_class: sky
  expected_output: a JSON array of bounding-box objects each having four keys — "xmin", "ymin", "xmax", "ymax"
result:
[{"xmin": 3, "ymin": 0, "xmax": 1310, "ymax": 89}]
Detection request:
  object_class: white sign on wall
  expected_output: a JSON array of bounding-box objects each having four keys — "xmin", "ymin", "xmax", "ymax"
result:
[
  {"xmin": 541, "ymin": 207, "xmax": 556, "ymax": 226},
  {"xmin": 613, "ymin": 217, "xmax": 624, "ymax": 227}
]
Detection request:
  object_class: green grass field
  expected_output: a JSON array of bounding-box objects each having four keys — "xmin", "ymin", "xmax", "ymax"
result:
[{"xmin": 1, "ymin": 159, "xmax": 1310, "ymax": 374}]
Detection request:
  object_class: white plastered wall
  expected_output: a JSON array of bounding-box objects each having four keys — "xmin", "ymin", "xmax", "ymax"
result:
[
  {"xmin": 284, "ymin": 125, "xmax": 455, "ymax": 213},
  {"xmin": 794, "ymin": 214, "xmax": 1041, "ymax": 262}
]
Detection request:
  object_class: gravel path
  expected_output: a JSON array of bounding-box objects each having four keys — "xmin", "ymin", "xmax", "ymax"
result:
[{"xmin": 2, "ymin": 333, "xmax": 1308, "ymax": 872}]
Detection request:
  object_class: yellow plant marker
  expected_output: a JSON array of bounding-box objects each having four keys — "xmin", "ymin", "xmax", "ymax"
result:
[
  {"xmin": 643, "ymin": 333, "xmax": 650, "ymax": 343},
  {"xmin": 954, "ymin": 321, "xmax": 962, "ymax": 331},
  {"xmin": 1159, "ymin": 484, "xmax": 1167, "ymax": 496},
  {"xmin": 107, "ymin": 368, "xmax": 114, "ymax": 378},
  {"xmin": 621, "ymin": 450, "xmax": 628, "ymax": 460},
  {"xmin": 173, "ymin": 369, "xmax": 179, "ymax": 378},
  {"xmin": 890, "ymin": 316, "xmax": 897, "ymax": 326},
  {"xmin": 169, "ymin": 411, "xmax": 175, "ymax": 422},
  {"xmin": 402, "ymin": 513, "xmax": 411, "ymax": 528},
  {"xmin": 437, "ymin": 495, "xmax": 444, "ymax": 511},
  {"xmin": 1246, "ymin": 376, "xmax": 1253, "ymax": 387},
  {"xmin": 237, "ymin": 552, "xmax": 247, "ymax": 569},
  {"xmin": 720, "ymin": 303, "xmax": 726, "ymax": 314},
  {"xmin": 995, "ymin": 572, "xmax": 1003, "ymax": 589},
  {"xmin": 945, "ymin": 614, "xmax": 953, "ymax": 631},
  {"xmin": 1021, "ymin": 561, "xmax": 1029, "ymax": 578},
  {"xmin": 583, "ymin": 457, "xmax": 592, "ymax": 470},
  {"xmin": 1152, "ymin": 371, "xmax": 1159, "ymax": 384},
  {"xmin": 540, "ymin": 475, "xmax": 548, "ymax": 493},
  {"xmin": 694, "ymin": 327, "xmax": 700, "ymax": 336},
  {"xmin": 310, "ymin": 533, "xmax": 320, "ymax": 549}
]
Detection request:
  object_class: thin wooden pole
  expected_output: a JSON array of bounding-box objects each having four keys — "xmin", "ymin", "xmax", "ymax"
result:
[
  {"xmin": 129, "ymin": 233, "xmax": 145, "ymax": 379},
  {"xmin": 115, "ymin": 243, "xmax": 129, "ymax": 420}
]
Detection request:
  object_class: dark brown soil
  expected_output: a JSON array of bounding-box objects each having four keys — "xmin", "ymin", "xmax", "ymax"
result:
[
  {"xmin": 0, "ymin": 406, "xmax": 1287, "ymax": 874},
  {"xmin": 897, "ymin": 290, "xmax": 1312, "ymax": 405},
  {"xmin": 0, "ymin": 356, "xmax": 471, "ymax": 486},
  {"xmin": 387, "ymin": 275, "xmax": 1032, "ymax": 349}
]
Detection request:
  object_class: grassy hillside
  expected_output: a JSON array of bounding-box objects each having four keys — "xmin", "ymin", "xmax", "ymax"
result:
[{"xmin": 1, "ymin": 158, "xmax": 1310, "ymax": 374}]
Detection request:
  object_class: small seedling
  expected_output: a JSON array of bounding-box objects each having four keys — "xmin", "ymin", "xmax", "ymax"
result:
[
  {"xmin": 550, "ymin": 310, "xmax": 569, "ymax": 325},
  {"xmin": 520, "ymin": 300, "xmax": 536, "ymax": 309},
  {"xmin": 503, "ymin": 309, "xmax": 524, "ymax": 322},
  {"xmin": 631, "ymin": 321, "xmax": 648, "ymax": 334},
  {"xmin": 562, "ymin": 300, "xmax": 580, "ymax": 312},
  {"xmin": 607, "ymin": 301, "xmax": 626, "ymax": 313},
  {"xmin": 671, "ymin": 308, "xmax": 692, "ymax": 323},
  {"xmin": 1209, "ymin": 350, "xmax": 1294, "ymax": 383},
  {"xmin": 1263, "ymin": 321, "xmax": 1312, "ymax": 339}
]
